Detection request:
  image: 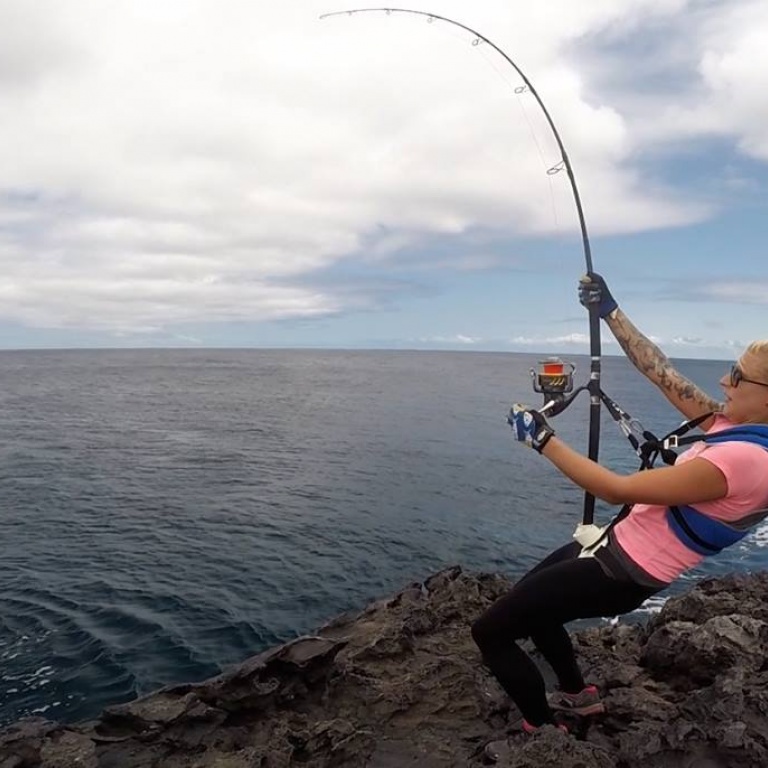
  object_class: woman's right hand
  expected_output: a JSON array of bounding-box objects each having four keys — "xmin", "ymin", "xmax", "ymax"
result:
[
  {"xmin": 578, "ymin": 273, "xmax": 618, "ymax": 319},
  {"xmin": 577, "ymin": 272, "xmax": 720, "ymax": 428}
]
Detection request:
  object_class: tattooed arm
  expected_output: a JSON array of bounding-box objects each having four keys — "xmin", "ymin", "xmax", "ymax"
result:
[{"xmin": 605, "ymin": 308, "xmax": 721, "ymax": 428}]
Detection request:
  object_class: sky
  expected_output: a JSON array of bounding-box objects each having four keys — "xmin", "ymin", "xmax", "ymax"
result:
[{"xmin": 0, "ymin": 0, "xmax": 766, "ymax": 358}]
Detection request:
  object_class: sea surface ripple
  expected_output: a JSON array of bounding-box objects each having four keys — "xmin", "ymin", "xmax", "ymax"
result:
[{"xmin": 1, "ymin": 349, "xmax": 764, "ymax": 725}]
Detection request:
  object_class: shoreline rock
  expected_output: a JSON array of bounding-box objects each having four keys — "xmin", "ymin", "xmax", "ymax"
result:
[{"xmin": 2, "ymin": 567, "xmax": 768, "ymax": 767}]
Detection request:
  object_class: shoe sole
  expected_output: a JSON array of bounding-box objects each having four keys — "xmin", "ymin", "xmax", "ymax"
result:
[
  {"xmin": 563, "ymin": 702, "xmax": 606, "ymax": 716},
  {"xmin": 550, "ymin": 697, "xmax": 606, "ymax": 715}
]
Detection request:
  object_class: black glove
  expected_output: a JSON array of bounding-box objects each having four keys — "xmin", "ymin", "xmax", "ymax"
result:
[
  {"xmin": 578, "ymin": 273, "xmax": 618, "ymax": 319},
  {"xmin": 508, "ymin": 404, "xmax": 555, "ymax": 453}
]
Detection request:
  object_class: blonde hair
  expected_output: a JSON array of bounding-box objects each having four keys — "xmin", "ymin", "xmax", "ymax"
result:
[
  {"xmin": 745, "ymin": 340, "xmax": 768, "ymax": 355},
  {"xmin": 744, "ymin": 340, "xmax": 768, "ymax": 379}
]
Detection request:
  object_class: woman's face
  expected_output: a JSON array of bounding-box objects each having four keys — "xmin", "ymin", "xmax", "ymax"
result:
[{"xmin": 719, "ymin": 349, "xmax": 768, "ymax": 424}]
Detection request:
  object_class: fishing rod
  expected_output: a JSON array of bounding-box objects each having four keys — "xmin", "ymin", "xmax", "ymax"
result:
[{"xmin": 320, "ymin": 7, "xmax": 603, "ymax": 527}]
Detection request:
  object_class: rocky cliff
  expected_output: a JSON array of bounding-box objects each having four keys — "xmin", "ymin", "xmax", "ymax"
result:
[{"xmin": 2, "ymin": 567, "xmax": 768, "ymax": 767}]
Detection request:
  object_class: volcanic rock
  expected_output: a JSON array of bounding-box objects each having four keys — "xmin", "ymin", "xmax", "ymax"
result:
[{"xmin": 2, "ymin": 567, "xmax": 768, "ymax": 767}]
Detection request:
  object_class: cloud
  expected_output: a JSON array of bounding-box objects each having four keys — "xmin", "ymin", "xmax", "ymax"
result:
[
  {"xmin": 698, "ymin": 0, "xmax": 768, "ymax": 160},
  {"xmin": 508, "ymin": 333, "xmax": 595, "ymax": 347},
  {"xmin": 694, "ymin": 280, "xmax": 768, "ymax": 305},
  {"xmin": 582, "ymin": 0, "xmax": 768, "ymax": 161},
  {"xmin": 0, "ymin": 0, "xmax": 764, "ymax": 339},
  {"xmin": 505, "ymin": 332, "xmax": 723, "ymax": 350},
  {"xmin": 0, "ymin": 2, "xmax": 83, "ymax": 88},
  {"xmin": 416, "ymin": 334, "xmax": 483, "ymax": 346}
]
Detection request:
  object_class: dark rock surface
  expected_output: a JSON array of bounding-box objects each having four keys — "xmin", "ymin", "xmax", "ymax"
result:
[{"xmin": 3, "ymin": 566, "xmax": 768, "ymax": 767}]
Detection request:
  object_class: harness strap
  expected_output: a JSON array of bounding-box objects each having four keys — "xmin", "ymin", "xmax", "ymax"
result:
[
  {"xmin": 585, "ymin": 414, "xmax": 768, "ymax": 558},
  {"xmin": 577, "ymin": 394, "xmax": 768, "ymax": 558},
  {"xmin": 663, "ymin": 424, "xmax": 768, "ymax": 452},
  {"xmin": 645, "ymin": 411, "xmax": 715, "ymax": 465},
  {"xmin": 667, "ymin": 504, "xmax": 753, "ymax": 556}
]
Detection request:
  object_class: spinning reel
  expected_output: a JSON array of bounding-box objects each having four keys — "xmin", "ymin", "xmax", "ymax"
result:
[{"xmin": 530, "ymin": 357, "xmax": 577, "ymax": 416}]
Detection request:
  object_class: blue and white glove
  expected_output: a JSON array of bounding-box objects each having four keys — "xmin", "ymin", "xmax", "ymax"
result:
[
  {"xmin": 578, "ymin": 272, "xmax": 618, "ymax": 319},
  {"xmin": 508, "ymin": 404, "xmax": 555, "ymax": 453}
]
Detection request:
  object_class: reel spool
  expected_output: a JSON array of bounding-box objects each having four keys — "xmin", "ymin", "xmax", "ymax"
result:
[{"xmin": 531, "ymin": 357, "xmax": 575, "ymax": 413}]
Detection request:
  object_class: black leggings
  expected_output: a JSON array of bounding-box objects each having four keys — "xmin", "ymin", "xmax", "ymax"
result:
[{"xmin": 471, "ymin": 542, "xmax": 660, "ymax": 726}]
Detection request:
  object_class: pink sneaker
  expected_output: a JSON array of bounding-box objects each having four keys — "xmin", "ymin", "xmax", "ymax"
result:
[
  {"xmin": 548, "ymin": 684, "xmax": 605, "ymax": 716},
  {"xmin": 522, "ymin": 719, "xmax": 569, "ymax": 735}
]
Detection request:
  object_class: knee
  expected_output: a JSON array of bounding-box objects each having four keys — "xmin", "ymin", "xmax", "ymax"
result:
[
  {"xmin": 472, "ymin": 600, "xmax": 531, "ymax": 654},
  {"xmin": 471, "ymin": 612, "xmax": 499, "ymax": 655}
]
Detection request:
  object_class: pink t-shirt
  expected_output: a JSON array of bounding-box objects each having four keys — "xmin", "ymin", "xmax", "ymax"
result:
[{"xmin": 614, "ymin": 415, "xmax": 768, "ymax": 583}]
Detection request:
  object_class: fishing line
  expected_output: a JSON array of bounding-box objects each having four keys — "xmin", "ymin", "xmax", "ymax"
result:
[
  {"xmin": 320, "ymin": 7, "xmax": 603, "ymax": 526},
  {"xmin": 453, "ymin": 37, "xmax": 563, "ymax": 234},
  {"xmin": 512, "ymin": 87, "xmax": 562, "ymax": 234}
]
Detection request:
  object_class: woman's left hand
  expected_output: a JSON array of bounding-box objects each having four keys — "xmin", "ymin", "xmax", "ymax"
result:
[{"xmin": 508, "ymin": 404, "xmax": 555, "ymax": 453}]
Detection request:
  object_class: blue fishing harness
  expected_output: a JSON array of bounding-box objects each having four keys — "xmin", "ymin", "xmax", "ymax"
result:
[
  {"xmin": 661, "ymin": 425, "xmax": 768, "ymax": 556},
  {"xmin": 595, "ymin": 399, "xmax": 768, "ymax": 558}
]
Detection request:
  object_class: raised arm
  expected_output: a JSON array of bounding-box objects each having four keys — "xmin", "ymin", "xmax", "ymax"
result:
[{"xmin": 580, "ymin": 274, "xmax": 721, "ymax": 428}]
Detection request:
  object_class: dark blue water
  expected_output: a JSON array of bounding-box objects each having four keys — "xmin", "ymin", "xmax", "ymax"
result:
[{"xmin": 1, "ymin": 349, "xmax": 765, "ymax": 726}]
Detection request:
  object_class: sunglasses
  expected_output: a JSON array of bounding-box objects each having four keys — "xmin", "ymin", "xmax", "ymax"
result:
[{"xmin": 730, "ymin": 363, "xmax": 768, "ymax": 389}]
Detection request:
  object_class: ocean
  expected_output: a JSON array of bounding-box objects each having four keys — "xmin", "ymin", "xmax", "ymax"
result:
[{"xmin": 1, "ymin": 349, "xmax": 765, "ymax": 726}]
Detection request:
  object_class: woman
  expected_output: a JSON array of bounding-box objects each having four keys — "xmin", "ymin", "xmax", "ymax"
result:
[{"xmin": 471, "ymin": 273, "xmax": 768, "ymax": 733}]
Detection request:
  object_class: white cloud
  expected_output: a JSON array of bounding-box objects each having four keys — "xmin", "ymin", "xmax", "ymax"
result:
[
  {"xmin": 698, "ymin": 0, "xmax": 768, "ymax": 160},
  {"xmin": 505, "ymin": 332, "xmax": 727, "ymax": 350},
  {"xmin": 591, "ymin": 0, "xmax": 768, "ymax": 158},
  {"xmin": 508, "ymin": 333, "xmax": 595, "ymax": 346},
  {"xmin": 417, "ymin": 334, "xmax": 482, "ymax": 346},
  {"xmin": 0, "ymin": 0, "xmax": 764, "ymax": 338},
  {"xmin": 698, "ymin": 281, "xmax": 768, "ymax": 305}
]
